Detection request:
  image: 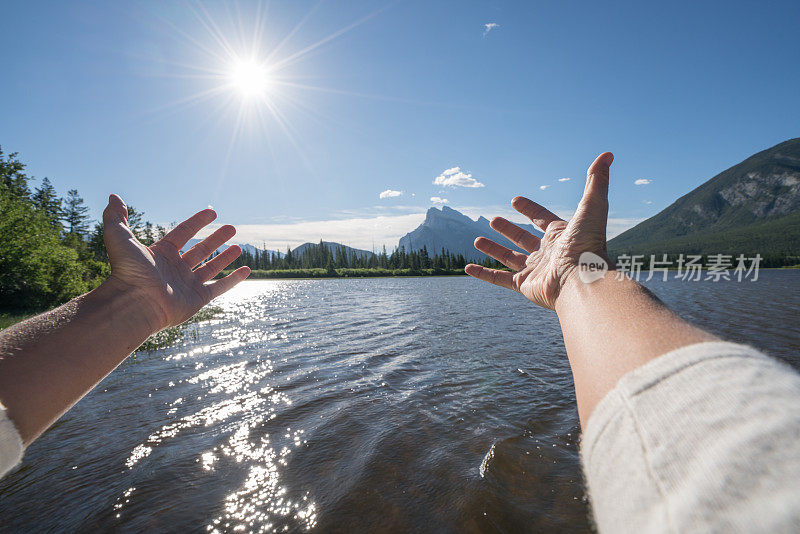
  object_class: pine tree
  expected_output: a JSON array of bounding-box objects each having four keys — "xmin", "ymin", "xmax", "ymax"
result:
[
  {"xmin": 63, "ymin": 189, "xmax": 90, "ymax": 236},
  {"xmin": 420, "ymin": 246, "xmax": 430, "ymax": 269},
  {"xmin": 141, "ymin": 221, "xmax": 155, "ymax": 246},
  {"xmin": 89, "ymin": 222, "xmax": 107, "ymax": 261},
  {"xmin": 155, "ymin": 225, "xmax": 167, "ymax": 241},
  {"xmin": 126, "ymin": 206, "xmax": 144, "ymax": 241},
  {"xmin": 32, "ymin": 177, "xmax": 62, "ymax": 229},
  {"xmin": 0, "ymin": 147, "xmax": 31, "ymax": 198}
]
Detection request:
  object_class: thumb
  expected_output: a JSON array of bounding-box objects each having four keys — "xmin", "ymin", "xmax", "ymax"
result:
[
  {"xmin": 574, "ymin": 152, "xmax": 613, "ymax": 226},
  {"xmin": 102, "ymin": 194, "xmax": 137, "ymax": 259},
  {"xmin": 103, "ymin": 194, "xmax": 129, "ymax": 226}
]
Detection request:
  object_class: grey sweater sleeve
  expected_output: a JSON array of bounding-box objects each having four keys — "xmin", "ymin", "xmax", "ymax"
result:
[{"xmin": 581, "ymin": 341, "xmax": 800, "ymax": 533}]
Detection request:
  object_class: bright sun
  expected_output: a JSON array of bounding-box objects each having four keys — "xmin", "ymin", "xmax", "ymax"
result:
[{"xmin": 229, "ymin": 59, "xmax": 271, "ymax": 98}]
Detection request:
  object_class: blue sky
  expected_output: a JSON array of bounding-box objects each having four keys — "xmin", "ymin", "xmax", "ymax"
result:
[{"xmin": 2, "ymin": 0, "xmax": 799, "ymax": 249}]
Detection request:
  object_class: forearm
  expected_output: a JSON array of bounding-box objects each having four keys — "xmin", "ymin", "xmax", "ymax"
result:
[
  {"xmin": 555, "ymin": 272, "xmax": 717, "ymax": 426},
  {"xmin": 0, "ymin": 279, "xmax": 157, "ymax": 444}
]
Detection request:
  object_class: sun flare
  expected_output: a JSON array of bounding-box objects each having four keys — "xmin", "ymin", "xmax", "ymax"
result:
[
  {"xmin": 150, "ymin": 1, "xmax": 386, "ymax": 180},
  {"xmin": 229, "ymin": 59, "xmax": 271, "ymax": 98}
]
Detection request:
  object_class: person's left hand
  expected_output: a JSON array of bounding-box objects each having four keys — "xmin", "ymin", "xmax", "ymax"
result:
[
  {"xmin": 102, "ymin": 194, "xmax": 250, "ymax": 331},
  {"xmin": 465, "ymin": 152, "xmax": 613, "ymax": 309}
]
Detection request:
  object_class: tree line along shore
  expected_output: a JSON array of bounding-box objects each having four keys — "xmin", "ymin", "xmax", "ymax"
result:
[
  {"xmin": 0, "ymin": 148, "xmax": 497, "ymax": 326},
  {"xmin": 222, "ymin": 267, "xmax": 469, "ymax": 279},
  {"xmin": 2, "ymin": 147, "xmax": 797, "ymax": 330}
]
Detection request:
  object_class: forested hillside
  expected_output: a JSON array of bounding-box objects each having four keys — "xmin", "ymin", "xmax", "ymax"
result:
[
  {"xmin": 0, "ymin": 147, "xmax": 167, "ymax": 310},
  {"xmin": 0, "ymin": 149, "xmax": 500, "ymax": 314},
  {"xmin": 609, "ymin": 138, "xmax": 800, "ymax": 263}
]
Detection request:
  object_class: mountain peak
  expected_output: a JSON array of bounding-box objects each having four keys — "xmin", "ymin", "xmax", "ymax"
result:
[
  {"xmin": 400, "ymin": 206, "xmax": 542, "ymax": 260},
  {"xmin": 425, "ymin": 204, "xmax": 471, "ymax": 224}
]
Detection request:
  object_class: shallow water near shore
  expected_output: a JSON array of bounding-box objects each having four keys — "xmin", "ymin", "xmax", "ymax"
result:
[{"xmin": 1, "ymin": 272, "xmax": 798, "ymax": 532}]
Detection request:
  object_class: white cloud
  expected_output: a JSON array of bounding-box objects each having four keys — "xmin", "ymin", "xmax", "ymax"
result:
[
  {"xmin": 643, "ymin": 200, "xmax": 653, "ymax": 205},
  {"xmin": 634, "ymin": 178, "xmax": 652, "ymax": 186},
  {"xmin": 557, "ymin": 177, "xmax": 571, "ymax": 182},
  {"xmin": 433, "ymin": 166, "xmax": 485, "ymax": 188},
  {"xmin": 483, "ymin": 23, "xmax": 499, "ymax": 36},
  {"xmin": 539, "ymin": 185, "xmax": 549, "ymax": 190},
  {"xmin": 379, "ymin": 189, "xmax": 402, "ymax": 199},
  {"xmin": 430, "ymin": 196, "xmax": 449, "ymax": 205}
]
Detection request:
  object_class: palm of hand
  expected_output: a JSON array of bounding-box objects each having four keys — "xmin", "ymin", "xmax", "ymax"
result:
[
  {"xmin": 516, "ymin": 221, "xmax": 575, "ymax": 308},
  {"xmin": 106, "ymin": 235, "xmax": 207, "ymax": 327},
  {"xmin": 102, "ymin": 195, "xmax": 250, "ymax": 330},
  {"xmin": 467, "ymin": 152, "xmax": 613, "ymax": 309}
]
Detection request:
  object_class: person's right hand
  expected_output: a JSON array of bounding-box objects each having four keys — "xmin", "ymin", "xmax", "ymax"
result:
[
  {"xmin": 465, "ymin": 152, "xmax": 614, "ymax": 309},
  {"xmin": 102, "ymin": 194, "xmax": 250, "ymax": 331}
]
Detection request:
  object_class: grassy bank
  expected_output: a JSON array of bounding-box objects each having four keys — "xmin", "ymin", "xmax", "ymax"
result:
[
  {"xmin": 136, "ymin": 305, "xmax": 223, "ymax": 352},
  {"xmin": 234, "ymin": 268, "xmax": 469, "ymax": 279},
  {"xmin": 0, "ymin": 312, "xmax": 37, "ymax": 330},
  {"xmin": 0, "ymin": 306, "xmax": 224, "ymax": 354}
]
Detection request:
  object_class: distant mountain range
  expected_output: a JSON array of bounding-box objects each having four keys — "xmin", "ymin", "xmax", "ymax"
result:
[
  {"xmin": 181, "ymin": 240, "xmax": 371, "ymax": 260},
  {"xmin": 185, "ymin": 139, "xmax": 800, "ymax": 264},
  {"xmin": 398, "ymin": 205, "xmax": 542, "ymax": 261},
  {"xmin": 609, "ymin": 138, "xmax": 800, "ymax": 257},
  {"xmin": 182, "ymin": 240, "xmax": 283, "ymax": 258},
  {"xmin": 291, "ymin": 241, "xmax": 374, "ymax": 259},
  {"xmin": 184, "ymin": 208, "xmax": 540, "ymax": 263}
]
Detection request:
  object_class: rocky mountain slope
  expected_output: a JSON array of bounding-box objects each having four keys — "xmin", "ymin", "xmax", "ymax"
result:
[
  {"xmin": 398, "ymin": 205, "xmax": 542, "ymax": 261},
  {"xmin": 609, "ymin": 138, "xmax": 800, "ymax": 256}
]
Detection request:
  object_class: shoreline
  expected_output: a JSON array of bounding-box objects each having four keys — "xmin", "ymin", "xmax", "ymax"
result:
[
  {"xmin": 2, "ymin": 267, "xmax": 797, "ymax": 330},
  {"xmin": 228, "ymin": 265, "xmax": 799, "ymax": 280},
  {"xmin": 223, "ymin": 268, "xmax": 473, "ymax": 280}
]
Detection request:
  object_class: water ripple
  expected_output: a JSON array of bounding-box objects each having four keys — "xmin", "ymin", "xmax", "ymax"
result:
[{"xmin": 1, "ymin": 273, "xmax": 797, "ymax": 532}]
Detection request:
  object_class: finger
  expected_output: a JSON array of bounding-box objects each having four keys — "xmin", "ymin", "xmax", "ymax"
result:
[
  {"xmin": 182, "ymin": 225, "xmax": 236, "ymax": 268},
  {"xmin": 161, "ymin": 209, "xmax": 217, "ymax": 251},
  {"xmin": 489, "ymin": 217, "xmax": 541, "ymax": 253},
  {"xmin": 102, "ymin": 194, "xmax": 136, "ymax": 253},
  {"xmin": 464, "ymin": 264, "xmax": 515, "ymax": 290},
  {"xmin": 102, "ymin": 195, "xmax": 138, "ymax": 262},
  {"xmin": 511, "ymin": 196, "xmax": 563, "ymax": 232},
  {"xmin": 103, "ymin": 194, "xmax": 129, "ymax": 225},
  {"xmin": 205, "ymin": 266, "xmax": 251, "ymax": 300},
  {"xmin": 194, "ymin": 245, "xmax": 241, "ymax": 283},
  {"xmin": 575, "ymin": 152, "xmax": 614, "ymax": 220},
  {"xmin": 474, "ymin": 237, "xmax": 528, "ymax": 270},
  {"xmin": 584, "ymin": 151, "xmax": 614, "ymax": 202}
]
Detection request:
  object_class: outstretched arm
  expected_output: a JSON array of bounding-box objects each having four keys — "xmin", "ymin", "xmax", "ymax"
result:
[
  {"xmin": 466, "ymin": 153, "xmax": 715, "ymax": 425},
  {"xmin": 0, "ymin": 195, "xmax": 250, "ymax": 445},
  {"xmin": 467, "ymin": 154, "xmax": 800, "ymax": 533}
]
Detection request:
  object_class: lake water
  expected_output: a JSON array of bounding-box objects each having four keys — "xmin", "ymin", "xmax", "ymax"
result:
[{"xmin": 1, "ymin": 272, "xmax": 798, "ymax": 532}]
